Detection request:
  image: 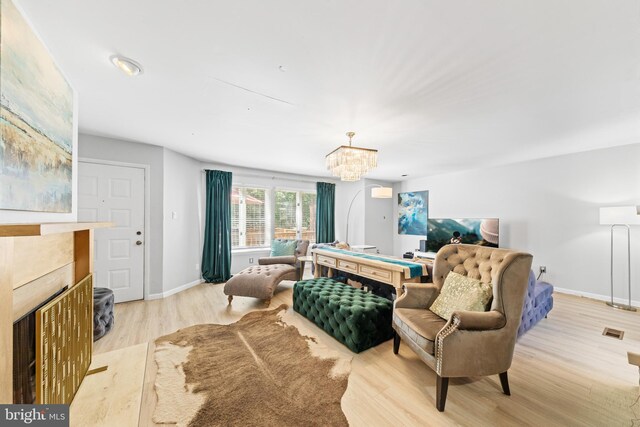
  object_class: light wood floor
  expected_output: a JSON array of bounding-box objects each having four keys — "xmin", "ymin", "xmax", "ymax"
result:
[
  {"xmin": 71, "ymin": 343, "xmax": 148, "ymax": 427},
  {"xmin": 94, "ymin": 278, "xmax": 640, "ymax": 426}
]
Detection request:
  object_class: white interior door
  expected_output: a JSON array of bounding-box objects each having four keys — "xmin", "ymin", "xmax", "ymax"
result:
[{"xmin": 78, "ymin": 161, "xmax": 145, "ymax": 303}]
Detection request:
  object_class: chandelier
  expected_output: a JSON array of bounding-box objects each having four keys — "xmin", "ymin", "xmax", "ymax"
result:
[{"xmin": 326, "ymin": 132, "xmax": 378, "ymax": 181}]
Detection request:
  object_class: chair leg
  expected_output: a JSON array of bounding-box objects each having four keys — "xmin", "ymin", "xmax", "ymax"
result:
[
  {"xmin": 436, "ymin": 375, "xmax": 449, "ymax": 412},
  {"xmin": 499, "ymin": 371, "xmax": 510, "ymax": 396},
  {"xmin": 393, "ymin": 331, "xmax": 400, "ymax": 354},
  {"xmin": 227, "ymin": 295, "xmax": 233, "ymax": 305}
]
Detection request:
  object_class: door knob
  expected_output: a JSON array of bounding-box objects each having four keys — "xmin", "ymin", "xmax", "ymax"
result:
[{"xmin": 136, "ymin": 241, "xmax": 143, "ymax": 245}]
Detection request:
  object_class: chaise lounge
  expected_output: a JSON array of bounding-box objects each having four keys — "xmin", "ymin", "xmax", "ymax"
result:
[{"xmin": 224, "ymin": 239, "xmax": 309, "ymax": 305}]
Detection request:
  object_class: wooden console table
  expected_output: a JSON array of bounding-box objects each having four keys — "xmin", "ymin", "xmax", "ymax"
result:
[{"xmin": 312, "ymin": 248, "xmax": 427, "ymax": 296}]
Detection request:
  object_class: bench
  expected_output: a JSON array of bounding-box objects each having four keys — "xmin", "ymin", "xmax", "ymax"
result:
[{"xmin": 293, "ymin": 278, "xmax": 393, "ymax": 353}]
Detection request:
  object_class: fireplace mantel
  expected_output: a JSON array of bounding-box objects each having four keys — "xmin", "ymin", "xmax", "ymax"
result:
[
  {"xmin": 0, "ymin": 221, "xmax": 112, "ymax": 404},
  {"xmin": 0, "ymin": 221, "xmax": 112, "ymax": 237}
]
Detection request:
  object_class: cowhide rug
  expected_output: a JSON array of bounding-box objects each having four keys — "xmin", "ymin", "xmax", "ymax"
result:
[{"xmin": 153, "ymin": 305, "xmax": 352, "ymax": 427}]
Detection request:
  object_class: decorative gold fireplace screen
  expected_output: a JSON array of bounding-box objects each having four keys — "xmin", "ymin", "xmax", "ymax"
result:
[{"xmin": 35, "ymin": 274, "xmax": 93, "ymax": 404}]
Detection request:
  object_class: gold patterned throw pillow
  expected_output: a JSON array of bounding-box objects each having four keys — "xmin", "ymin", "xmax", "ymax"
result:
[{"xmin": 429, "ymin": 272, "xmax": 493, "ymax": 320}]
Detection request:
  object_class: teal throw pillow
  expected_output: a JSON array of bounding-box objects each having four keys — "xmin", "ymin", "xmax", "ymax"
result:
[{"xmin": 270, "ymin": 240, "xmax": 297, "ymax": 257}]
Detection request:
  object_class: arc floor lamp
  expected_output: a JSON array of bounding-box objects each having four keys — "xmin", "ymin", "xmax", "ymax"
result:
[
  {"xmin": 345, "ymin": 185, "xmax": 393, "ymax": 244},
  {"xmin": 599, "ymin": 205, "xmax": 640, "ymax": 311}
]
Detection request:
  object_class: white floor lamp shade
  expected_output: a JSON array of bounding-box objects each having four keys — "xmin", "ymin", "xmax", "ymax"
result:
[
  {"xmin": 371, "ymin": 187, "xmax": 393, "ymax": 198},
  {"xmin": 599, "ymin": 205, "xmax": 639, "ymax": 311},
  {"xmin": 599, "ymin": 206, "xmax": 640, "ymax": 226}
]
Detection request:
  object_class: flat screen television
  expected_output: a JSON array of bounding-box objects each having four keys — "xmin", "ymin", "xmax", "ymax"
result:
[{"xmin": 424, "ymin": 218, "xmax": 499, "ymax": 254}]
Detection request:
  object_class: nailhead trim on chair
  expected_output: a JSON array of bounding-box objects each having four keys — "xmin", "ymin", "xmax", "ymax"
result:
[{"xmin": 436, "ymin": 316, "xmax": 460, "ymax": 375}]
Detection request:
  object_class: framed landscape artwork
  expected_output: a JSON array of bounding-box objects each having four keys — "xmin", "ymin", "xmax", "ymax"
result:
[
  {"xmin": 398, "ymin": 191, "xmax": 429, "ymax": 235},
  {"xmin": 0, "ymin": 0, "xmax": 74, "ymax": 212}
]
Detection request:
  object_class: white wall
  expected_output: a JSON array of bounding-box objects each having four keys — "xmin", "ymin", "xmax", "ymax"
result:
[
  {"xmin": 364, "ymin": 179, "xmax": 394, "ymax": 254},
  {"xmin": 335, "ymin": 181, "xmax": 364, "ymax": 244},
  {"xmin": 80, "ymin": 136, "xmax": 204, "ymax": 296},
  {"xmin": 78, "ymin": 133, "xmax": 165, "ymax": 295},
  {"xmin": 393, "ymin": 143, "xmax": 640, "ymax": 303},
  {"xmin": 334, "ymin": 179, "xmax": 395, "ymax": 253},
  {"xmin": 162, "ymin": 149, "xmax": 203, "ymax": 294}
]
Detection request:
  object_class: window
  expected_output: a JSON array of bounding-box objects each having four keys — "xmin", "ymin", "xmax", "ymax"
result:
[
  {"xmin": 231, "ymin": 186, "xmax": 315, "ymax": 250},
  {"xmin": 301, "ymin": 192, "xmax": 316, "ymax": 243},
  {"xmin": 274, "ymin": 190, "xmax": 297, "ymax": 240},
  {"xmin": 232, "ymin": 187, "xmax": 268, "ymax": 248},
  {"xmin": 274, "ymin": 190, "xmax": 316, "ymax": 243}
]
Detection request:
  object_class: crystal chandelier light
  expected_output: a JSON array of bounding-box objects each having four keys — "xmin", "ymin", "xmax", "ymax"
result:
[{"xmin": 325, "ymin": 132, "xmax": 378, "ymax": 181}]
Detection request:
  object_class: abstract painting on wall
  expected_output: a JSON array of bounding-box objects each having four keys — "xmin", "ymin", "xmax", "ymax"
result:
[
  {"xmin": 0, "ymin": 0, "xmax": 74, "ymax": 212},
  {"xmin": 398, "ymin": 191, "xmax": 429, "ymax": 235}
]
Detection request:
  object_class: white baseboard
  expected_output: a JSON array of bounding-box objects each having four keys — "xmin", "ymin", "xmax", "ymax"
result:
[
  {"xmin": 146, "ymin": 278, "xmax": 204, "ymax": 300},
  {"xmin": 554, "ymin": 286, "xmax": 640, "ymax": 308}
]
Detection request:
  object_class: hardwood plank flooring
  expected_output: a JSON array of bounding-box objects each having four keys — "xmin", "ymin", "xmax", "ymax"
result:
[
  {"xmin": 71, "ymin": 343, "xmax": 148, "ymax": 427},
  {"xmin": 94, "ymin": 279, "xmax": 640, "ymax": 426}
]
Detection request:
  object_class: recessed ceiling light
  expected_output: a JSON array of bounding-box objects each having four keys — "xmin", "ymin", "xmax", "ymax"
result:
[{"xmin": 110, "ymin": 55, "xmax": 143, "ymax": 76}]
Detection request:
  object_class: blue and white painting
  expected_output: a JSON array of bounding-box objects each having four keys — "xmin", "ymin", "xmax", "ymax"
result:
[
  {"xmin": 0, "ymin": 0, "xmax": 74, "ymax": 212},
  {"xmin": 398, "ymin": 191, "xmax": 429, "ymax": 235}
]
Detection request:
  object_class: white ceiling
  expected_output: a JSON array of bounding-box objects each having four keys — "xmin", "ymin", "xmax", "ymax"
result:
[{"xmin": 17, "ymin": 0, "xmax": 640, "ymax": 181}]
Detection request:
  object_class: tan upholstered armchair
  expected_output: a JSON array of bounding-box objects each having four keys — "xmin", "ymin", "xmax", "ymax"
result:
[
  {"xmin": 258, "ymin": 239, "xmax": 310, "ymax": 281},
  {"xmin": 392, "ymin": 244, "xmax": 533, "ymax": 411}
]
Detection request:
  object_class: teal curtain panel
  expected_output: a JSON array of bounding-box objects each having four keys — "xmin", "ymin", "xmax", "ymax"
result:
[
  {"xmin": 316, "ymin": 182, "xmax": 336, "ymax": 243},
  {"xmin": 201, "ymin": 170, "xmax": 233, "ymax": 283}
]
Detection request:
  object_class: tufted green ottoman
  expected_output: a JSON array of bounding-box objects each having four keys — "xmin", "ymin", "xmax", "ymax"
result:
[{"xmin": 293, "ymin": 278, "xmax": 394, "ymax": 353}]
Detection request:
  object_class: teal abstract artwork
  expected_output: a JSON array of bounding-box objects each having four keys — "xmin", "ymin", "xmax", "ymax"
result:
[{"xmin": 398, "ymin": 191, "xmax": 429, "ymax": 235}]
